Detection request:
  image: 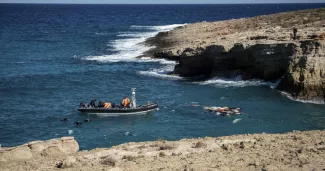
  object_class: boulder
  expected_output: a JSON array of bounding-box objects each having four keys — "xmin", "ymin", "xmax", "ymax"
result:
[
  {"xmin": 62, "ymin": 156, "xmax": 77, "ymax": 168},
  {"xmin": 28, "ymin": 140, "xmax": 47, "ymax": 154},
  {"xmin": 61, "ymin": 137, "xmax": 79, "ymax": 154},
  {"xmin": 0, "ymin": 137, "xmax": 79, "ymax": 162},
  {"xmin": 0, "ymin": 146, "xmax": 32, "ymax": 162}
]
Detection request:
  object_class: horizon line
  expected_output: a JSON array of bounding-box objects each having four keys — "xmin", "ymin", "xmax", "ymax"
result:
[{"xmin": 1, "ymin": 2, "xmax": 325, "ymax": 5}]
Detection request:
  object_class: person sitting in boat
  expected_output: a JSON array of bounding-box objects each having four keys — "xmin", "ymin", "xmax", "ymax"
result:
[
  {"xmin": 121, "ymin": 97, "xmax": 131, "ymax": 108},
  {"xmin": 103, "ymin": 102, "xmax": 112, "ymax": 109},
  {"xmin": 112, "ymin": 103, "xmax": 121, "ymax": 108},
  {"xmin": 98, "ymin": 101, "xmax": 104, "ymax": 108},
  {"xmin": 90, "ymin": 99, "xmax": 96, "ymax": 107}
]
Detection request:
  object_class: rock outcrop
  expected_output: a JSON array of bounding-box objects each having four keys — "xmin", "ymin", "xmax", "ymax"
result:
[
  {"xmin": 144, "ymin": 8, "xmax": 325, "ymax": 103},
  {"xmin": 1, "ymin": 131, "xmax": 325, "ymax": 171},
  {"xmin": 277, "ymin": 40, "xmax": 325, "ymax": 102},
  {"xmin": 0, "ymin": 137, "xmax": 78, "ymax": 162}
]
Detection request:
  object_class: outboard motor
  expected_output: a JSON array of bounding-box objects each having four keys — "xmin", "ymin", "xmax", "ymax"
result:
[{"xmin": 131, "ymin": 88, "xmax": 137, "ymax": 108}]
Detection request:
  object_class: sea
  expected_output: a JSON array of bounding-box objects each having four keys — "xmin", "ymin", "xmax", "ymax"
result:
[{"xmin": 1, "ymin": 3, "xmax": 325, "ymax": 150}]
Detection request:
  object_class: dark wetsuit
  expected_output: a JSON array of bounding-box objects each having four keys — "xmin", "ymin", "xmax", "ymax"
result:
[{"xmin": 90, "ymin": 99, "xmax": 96, "ymax": 107}]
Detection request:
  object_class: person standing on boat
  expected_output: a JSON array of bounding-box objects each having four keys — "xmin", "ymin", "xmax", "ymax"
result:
[
  {"xmin": 121, "ymin": 97, "xmax": 131, "ymax": 108},
  {"xmin": 90, "ymin": 99, "xmax": 96, "ymax": 107}
]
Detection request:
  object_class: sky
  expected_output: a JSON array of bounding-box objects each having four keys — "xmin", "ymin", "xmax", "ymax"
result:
[{"xmin": 0, "ymin": 0, "xmax": 324, "ymax": 3}]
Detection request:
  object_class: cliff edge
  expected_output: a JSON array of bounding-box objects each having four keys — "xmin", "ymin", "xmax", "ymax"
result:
[{"xmin": 144, "ymin": 8, "xmax": 325, "ymax": 103}]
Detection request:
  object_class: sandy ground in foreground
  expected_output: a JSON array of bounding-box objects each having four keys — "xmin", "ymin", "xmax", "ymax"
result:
[{"xmin": 1, "ymin": 130, "xmax": 325, "ymax": 171}]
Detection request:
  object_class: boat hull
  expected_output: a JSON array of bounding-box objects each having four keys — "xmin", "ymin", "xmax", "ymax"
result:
[{"xmin": 78, "ymin": 103, "xmax": 158, "ymax": 116}]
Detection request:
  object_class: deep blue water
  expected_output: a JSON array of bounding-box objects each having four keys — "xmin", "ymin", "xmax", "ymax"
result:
[{"xmin": 1, "ymin": 3, "xmax": 325, "ymax": 150}]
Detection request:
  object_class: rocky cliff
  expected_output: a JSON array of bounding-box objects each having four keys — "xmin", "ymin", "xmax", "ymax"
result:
[
  {"xmin": 144, "ymin": 8, "xmax": 325, "ymax": 103},
  {"xmin": 277, "ymin": 40, "xmax": 325, "ymax": 103}
]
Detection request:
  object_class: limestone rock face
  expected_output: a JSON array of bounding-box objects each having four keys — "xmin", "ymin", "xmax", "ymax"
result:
[
  {"xmin": 145, "ymin": 8, "xmax": 325, "ymax": 103},
  {"xmin": 0, "ymin": 137, "xmax": 79, "ymax": 162},
  {"xmin": 158, "ymin": 41, "xmax": 325, "ymax": 103},
  {"xmin": 277, "ymin": 40, "xmax": 325, "ymax": 102},
  {"xmin": 168, "ymin": 43, "xmax": 296, "ymax": 81}
]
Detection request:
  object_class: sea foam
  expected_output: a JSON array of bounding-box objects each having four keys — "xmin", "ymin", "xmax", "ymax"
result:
[
  {"xmin": 280, "ymin": 91, "xmax": 325, "ymax": 105},
  {"xmin": 195, "ymin": 76, "xmax": 280, "ymax": 88},
  {"xmin": 85, "ymin": 24, "xmax": 185, "ymax": 63},
  {"xmin": 137, "ymin": 65, "xmax": 182, "ymax": 80}
]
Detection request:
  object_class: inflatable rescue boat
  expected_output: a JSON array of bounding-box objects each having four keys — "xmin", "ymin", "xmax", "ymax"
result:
[{"xmin": 78, "ymin": 88, "xmax": 158, "ymax": 116}]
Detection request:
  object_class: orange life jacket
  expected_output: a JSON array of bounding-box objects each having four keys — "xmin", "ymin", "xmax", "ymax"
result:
[
  {"xmin": 122, "ymin": 98, "xmax": 130, "ymax": 107},
  {"xmin": 104, "ymin": 102, "xmax": 111, "ymax": 109}
]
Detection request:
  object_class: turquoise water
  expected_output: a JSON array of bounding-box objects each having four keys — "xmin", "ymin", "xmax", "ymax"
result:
[{"xmin": 1, "ymin": 4, "xmax": 325, "ymax": 150}]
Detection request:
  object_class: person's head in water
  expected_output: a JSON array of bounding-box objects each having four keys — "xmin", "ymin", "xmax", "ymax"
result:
[{"xmin": 61, "ymin": 118, "xmax": 68, "ymax": 122}]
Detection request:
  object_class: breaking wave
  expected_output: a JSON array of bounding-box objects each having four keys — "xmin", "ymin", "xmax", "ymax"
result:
[
  {"xmin": 195, "ymin": 76, "xmax": 280, "ymax": 88},
  {"xmin": 137, "ymin": 64, "xmax": 182, "ymax": 80},
  {"xmin": 85, "ymin": 24, "xmax": 185, "ymax": 63},
  {"xmin": 280, "ymin": 91, "xmax": 325, "ymax": 104},
  {"xmin": 130, "ymin": 24, "xmax": 185, "ymax": 31}
]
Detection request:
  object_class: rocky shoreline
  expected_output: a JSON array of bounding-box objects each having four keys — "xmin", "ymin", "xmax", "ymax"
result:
[
  {"xmin": 144, "ymin": 8, "xmax": 325, "ymax": 104},
  {"xmin": 1, "ymin": 130, "xmax": 325, "ymax": 171}
]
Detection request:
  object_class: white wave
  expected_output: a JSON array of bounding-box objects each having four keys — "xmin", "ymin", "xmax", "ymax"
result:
[
  {"xmin": 280, "ymin": 91, "xmax": 325, "ymax": 104},
  {"xmin": 270, "ymin": 79, "xmax": 281, "ymax": 89},
  {"xmin": 86, "ymin": 36, "xmax": 151, "ymax": 62},
  {"xmin": 196, "ymin": 76, "xmax": 279, "ymax": 88},
  {"xmin": 137, "ymin": 65, "xmax": 182, "ymax": 80},
  {"xmin": 95, "ymin": 33, "xmax": 111, "ymax": 35},
  {"xmin": 85, "ymin": 24, "xmax": 185, "ymax": 63},
  {"xmin": 131, "ymin": 24, "xmax": 185, "ymax": 31},
  {"xmin": 117, "ymin": 32, "xmax": 156, "ymax": 38},
  {"xmin": 139, "ymin": 57, "xmax": 177, "ymax": 65}
]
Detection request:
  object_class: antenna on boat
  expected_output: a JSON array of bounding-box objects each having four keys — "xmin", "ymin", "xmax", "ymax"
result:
[{"xmin": 131, "ymin": 88, "xmax": 136, "ymax": 108}]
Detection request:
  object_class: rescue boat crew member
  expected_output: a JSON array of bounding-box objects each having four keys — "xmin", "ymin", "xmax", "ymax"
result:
[
  {"xmin": 104, "ymin": 102, "xmax": 112, "ymax": 109},
  {"xmin": 90, "ymin": 99, "xmax": 96, "ymax": 107},
  {"xmin": 121, "ymin": 97, "xmax": 131, "ymax": 108}
]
